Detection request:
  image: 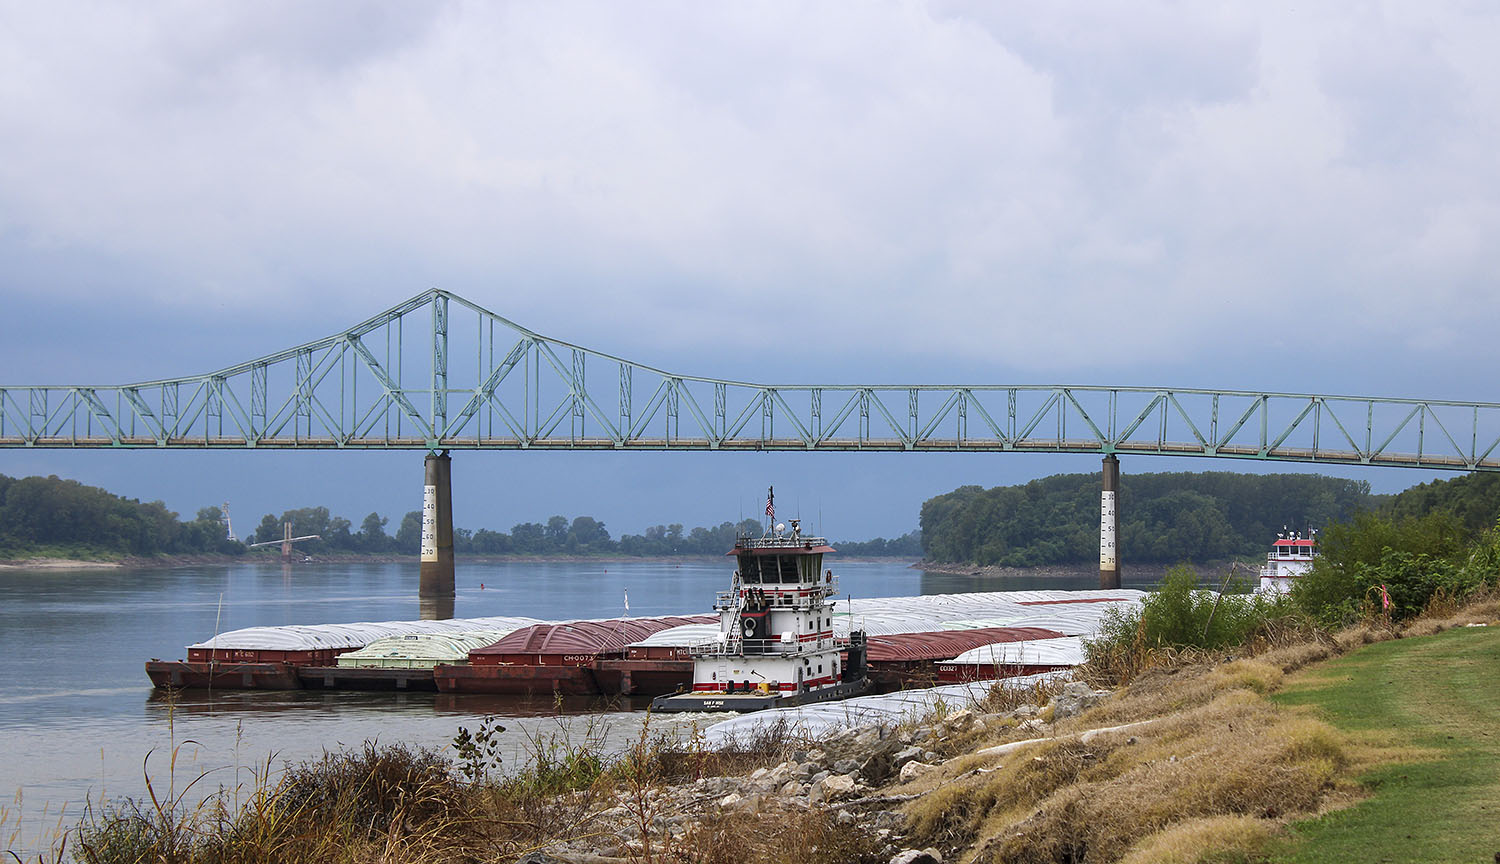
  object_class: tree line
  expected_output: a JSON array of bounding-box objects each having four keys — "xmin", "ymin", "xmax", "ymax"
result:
[
  {"xmin": 10, "ymin": 468, "xmax": 1497, "ymax": 565},
  {"xmin": 0, "ymin": 472, "xmax": 917, "ymax": 559},
  {"xmin": 249, "ymin": 510, "xmax": 921, "ymax": 557},
  {"xmin": 247, "ymin": 509, "xmax": 781, "ymax": 557},
  {"xmin": 0, "ymin": 474, "xmax": 243, "ymax": 556},
  {"xmin": 919, "ymin": 471, "xmax": 1379, "ymax": 566}
]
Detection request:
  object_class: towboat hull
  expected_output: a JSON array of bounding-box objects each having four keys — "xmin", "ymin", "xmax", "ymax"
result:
[{"xmin": 649, "ymin": 676, "xmax": 874, "ymax": 713}]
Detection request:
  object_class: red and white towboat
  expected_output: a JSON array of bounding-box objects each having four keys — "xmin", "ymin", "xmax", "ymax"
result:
[
  {"xmin": 651, "ymin": 513, "xmax": 872, "ymax": 712},
  {"xmin": 1259, "ymin": 530, "xmax": 1317, "ymax": 594}
]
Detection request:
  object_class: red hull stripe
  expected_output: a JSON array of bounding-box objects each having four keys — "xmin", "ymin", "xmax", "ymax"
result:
[{"xmin": 691, "ymin": 674, "xmax": 840, "ymax": 693}]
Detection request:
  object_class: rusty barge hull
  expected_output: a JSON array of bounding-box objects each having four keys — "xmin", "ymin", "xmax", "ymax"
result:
[
  {"xmin": 433, "ymin": 658, "xmax": 695, "ymax": 696},
  {"xmin": 298, "ymin": 666, "xmax": 439, "ymax": 691},
  {"xmin": 146, "ymin": 659, "xmax": 303, "ymax": 690}
]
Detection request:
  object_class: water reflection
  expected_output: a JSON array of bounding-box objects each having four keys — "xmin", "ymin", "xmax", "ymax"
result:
[{"xmin": 419, "ymin": 592, "xmax": 455, "ymax": 620}]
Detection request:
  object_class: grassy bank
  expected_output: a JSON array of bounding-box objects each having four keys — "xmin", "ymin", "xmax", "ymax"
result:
[
  {"xmin": 1268, "ymin": 623, "xmax": 1500, "ymax": 863},
  {"xmin": 904, "ymin": 603, "xmax": 1500, "ymax": 863}
]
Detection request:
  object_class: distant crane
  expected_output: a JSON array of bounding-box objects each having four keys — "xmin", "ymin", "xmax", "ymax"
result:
[
  {"xmin": 247, "ymin": 522, "xmax": 321, "ymax": 561},
  {"xmin": 222, "ymin": 500, "xmax": 236, "ymax": 542}
]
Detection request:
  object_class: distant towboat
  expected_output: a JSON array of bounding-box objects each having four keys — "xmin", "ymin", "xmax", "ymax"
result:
[{"xmin": 1259, "ymin": 530, "xmax": 1317, "ymax": 593}]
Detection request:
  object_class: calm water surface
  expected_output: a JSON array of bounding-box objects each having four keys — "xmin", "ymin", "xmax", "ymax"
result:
[{"xmin": 0, "ymin": 558, "xmax": 1147, "ymax": 849}]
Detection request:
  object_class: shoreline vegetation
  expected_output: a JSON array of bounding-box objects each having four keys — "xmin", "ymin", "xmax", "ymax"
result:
[
  {"xmin": 0, "ymin": 551, "xmax": 924, "ymax": 571},
  {"xmin": 9, "ymin": 509, "xmax": 1499, "ymax": 863},
  {"xmin": 4, "ymin": 469, "xmax": 1496, "ymax": 576}
]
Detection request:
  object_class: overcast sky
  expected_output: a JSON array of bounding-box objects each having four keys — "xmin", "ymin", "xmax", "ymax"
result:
[{"xmin": 2, "ymin": 2, "xmax": 1496, "ymax": 540}]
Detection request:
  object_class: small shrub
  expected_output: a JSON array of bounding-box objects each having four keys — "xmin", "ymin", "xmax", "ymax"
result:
[
  {"xmin": 1210, "ymin": 659, "xmax": 1283, "ymax": 695},
  {"xmin": 452, "ymin": 714, "xmax": 506, "ymax": 784},
  {"xmin": 1084, "ymin": 565, "xmax": 1294, "ymax": 684},
  {"xmin": 271, "ymin": 742, "xmax": 461, "ymax": 838}
]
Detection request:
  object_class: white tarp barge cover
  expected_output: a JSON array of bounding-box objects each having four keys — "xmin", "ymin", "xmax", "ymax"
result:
[
  {"xmin": 190, "ymin": 616, "xmax": 545, "ymax": 651},
  {"xmin": 943, "ymin": 636, "xmax": 1088, "ymax": 667},
  {"xmin": 699, "ymin": 672, "xmax": 1068, "ymax": 746}
]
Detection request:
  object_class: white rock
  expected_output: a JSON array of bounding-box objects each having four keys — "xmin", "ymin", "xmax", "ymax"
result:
[
  {"xmin": 719, "ymin": 792, "xmax": 742, "ymax": 808},
  {"xmin": 899, "ymin": 760, "xmax": 936, "ymax": 783},
  {"xmin": 1053, "ymin": 681, "xmax": 1110, "ymax": 720},
  {"xmin": 942, "ymin": 708, "xmax": 975, "ymax": 731},
  {"xmin": 822, "ymin": 774, "xmax": 857, "ymax": 798}
]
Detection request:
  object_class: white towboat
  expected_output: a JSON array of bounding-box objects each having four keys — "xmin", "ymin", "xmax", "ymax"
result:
[
  {"xmin": 1258, "ymin": 529, "xmax": 1317, "ymax": 594},
  {"xmin": 652, "ymin": 499, "xmax": 872, "ymax": 713}
]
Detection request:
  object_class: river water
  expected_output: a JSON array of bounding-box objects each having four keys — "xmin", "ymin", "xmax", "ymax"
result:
[{"xmin": 0, "ymin": 558, "xmax": 1151, "ymax": 852}]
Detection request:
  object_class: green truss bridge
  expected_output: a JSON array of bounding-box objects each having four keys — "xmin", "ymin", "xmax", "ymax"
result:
[{"xmin": 3, "ymin": 289, "xmax": 1496, "ymax": 472}]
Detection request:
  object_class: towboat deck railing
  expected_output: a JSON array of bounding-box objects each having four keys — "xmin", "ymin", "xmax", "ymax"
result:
[
  {"xmin": 734, "ymin": 534, "xmax": 830, "ymax": 550},
  {"xmin": 712, "ymin": 583, "xmax": 840, "ymax": 612},
  {"xmin": 688, "ymin": 636, "xmax": 833, "ymax": 658}
]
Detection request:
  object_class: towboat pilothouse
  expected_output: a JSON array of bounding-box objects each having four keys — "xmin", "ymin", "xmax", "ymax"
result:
[
  {"xmin": 652, "ymin": 510, "xmax": 872, "ymax": 713},
  {"xmin": 1258, "ymin": 529, "xmax": 1317, "ymax": 594}
]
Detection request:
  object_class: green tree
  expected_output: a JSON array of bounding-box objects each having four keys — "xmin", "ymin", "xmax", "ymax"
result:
[
  {"xmin": 568, "ymin": 516, "xmax": 610, "ymax": 551},
  {"xmin": 358, "ymin": 512, "xmax": 390, "ymax": 552},
  {"xmin": 511, "ymin": 522, "xmax": 544, "ymax": 553},
  {"xmin": 395, "ymin": 510, "xmax": 423, "ymax": 554},
  {"xmin": 253, "ymin": 513, "xmax": 281, "ymax": 545}
]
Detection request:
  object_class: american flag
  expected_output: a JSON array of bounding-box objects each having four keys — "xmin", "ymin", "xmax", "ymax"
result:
[{"xmin": 765, "ymin": 486, "xmax": 775, "ymax": 521}]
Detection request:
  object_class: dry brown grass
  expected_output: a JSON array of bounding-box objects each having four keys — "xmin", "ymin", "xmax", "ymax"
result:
[
  {"xmin": 1115, "ymin": 815, "xmax": 1276, "ymax": 864},
  {"xmin": 1401, "ymin": 587, "xmax": 1500, "ymax": 637},
  {"xmin": 901, "ymin": 626, "xmax": 1379, "ymax": 863},
  {"xmin": 927, "ymin": 690, "xmax": 1358, "ymax": 864},
  {"xmin": 980, "ymin": 677, "xmax": 1065, "ymax": 714},
  {"xmin": 671, "ymin": 802, "xmax": 886, "ymax": 864}
]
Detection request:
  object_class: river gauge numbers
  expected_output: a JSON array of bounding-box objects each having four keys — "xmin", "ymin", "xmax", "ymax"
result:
[
  {"xmin": 1099, "ymin": 490, "xmax": 1117, "ymax": 570},
  {"xmin": 420, "ymin": 484, "xmax": 438, "ymax": 562}
]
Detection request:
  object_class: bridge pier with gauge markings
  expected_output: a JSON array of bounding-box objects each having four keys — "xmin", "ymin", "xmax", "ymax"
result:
[
  {"xmin": 419, "ymin": 450, "xmax": 455, "ymax": 615},
  {"xmin": 1100, "ymin": 454, "xmax": 1120, "ymax": 589}
]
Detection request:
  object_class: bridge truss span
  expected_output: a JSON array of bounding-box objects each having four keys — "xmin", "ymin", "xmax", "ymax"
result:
[{"xmin": 3, "ymin": 289, "xmax": 1498, "ymax": 472}]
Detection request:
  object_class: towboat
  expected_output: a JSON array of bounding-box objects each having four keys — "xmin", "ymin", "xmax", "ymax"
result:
[
  {"xmin": 1259, "ymin": 529, "xmax": 1317, "ymax": 593},
  {"xmin": 651, "ymin": 513, "xmax": 872, "ymax": 713}
]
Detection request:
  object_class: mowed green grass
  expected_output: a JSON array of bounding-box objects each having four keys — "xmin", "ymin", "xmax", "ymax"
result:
[{"xmin": 1268, "ymin": 625, "xmax": 1500, "ymax": 863}]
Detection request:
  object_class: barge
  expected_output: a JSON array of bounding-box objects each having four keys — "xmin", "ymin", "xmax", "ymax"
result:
[
  {"xmin": 433, "ymin": 615, "xmax": 712, "ymax": 696},
  {"xmin": 146, "ymin": 615, "xmax": 542, "ymax": 690}
]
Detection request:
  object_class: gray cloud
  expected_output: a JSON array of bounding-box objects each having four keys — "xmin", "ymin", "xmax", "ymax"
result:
[{"xmin": 3, "ymin": 0, "xmax": 1498, "ymax": 381}]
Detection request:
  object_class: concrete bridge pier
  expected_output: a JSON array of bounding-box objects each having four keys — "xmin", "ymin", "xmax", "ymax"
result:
[
  {"xmin": 1100, "ymin": 455, "xmax": 1121, "ymax": 589},
  {"xmin": 419, "ymin": 450, "xmax": 455, "ymax": 617}
]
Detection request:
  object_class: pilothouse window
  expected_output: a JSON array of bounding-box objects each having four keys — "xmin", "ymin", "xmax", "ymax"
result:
[{"xmin": 776, "ymin": 556, "xmax": 799, "ymax": 583}]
